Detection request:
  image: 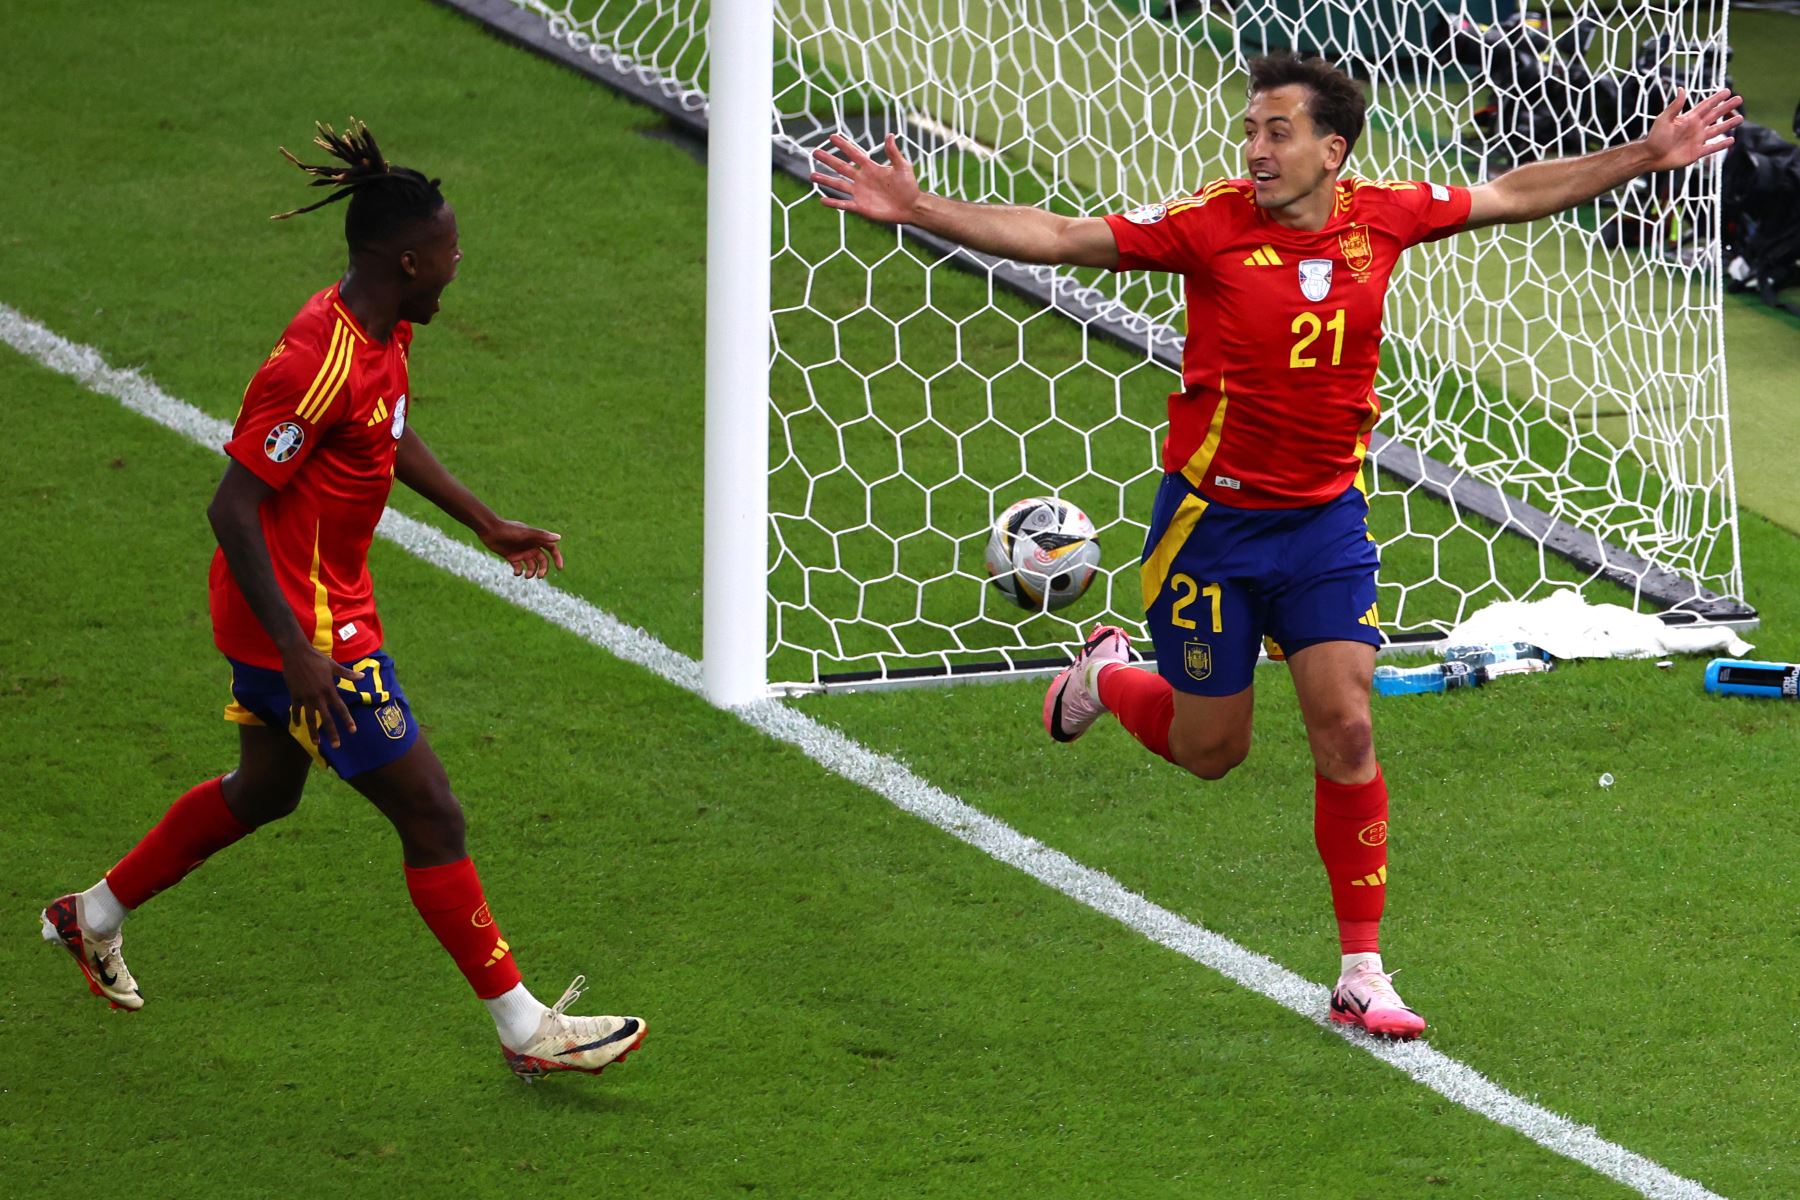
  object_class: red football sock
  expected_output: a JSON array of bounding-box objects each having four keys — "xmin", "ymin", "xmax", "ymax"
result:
[
  {"xmin": 1313, "ymin": 767, "xmax": 1389, "ymax": 954},
  {"xmin": 1097, "ymin": 663, "xmax": 1175, "ymax": 762},
  {"xmin": 105, "ymin": 777, "xmax": 252, "ymax": 910},
  {"xmin": 404, "ymin": 857, "xmax": 523, "ymax": 1000}
]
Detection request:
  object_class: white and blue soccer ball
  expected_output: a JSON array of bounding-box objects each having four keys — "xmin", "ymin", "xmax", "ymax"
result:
[{"xmin": 984, "ymin": 497, "xmax": 1101, "ymax": 611}]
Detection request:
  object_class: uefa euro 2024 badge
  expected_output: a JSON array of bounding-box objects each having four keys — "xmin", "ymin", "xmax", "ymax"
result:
[
  {"xmin": 390, "ymin": 394, "xmax": 408, "ymax": 440},
  {"xmin": 264, "ymin": 421, "xmax": 305, "ymax": 463},
  {"xmin": 1122, "ymin": 202, "xmax": 1167, "ymax": 225}
]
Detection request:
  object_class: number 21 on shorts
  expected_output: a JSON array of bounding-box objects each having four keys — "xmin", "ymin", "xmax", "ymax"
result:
[{"xmin": 1169, "ymin": 574, "xmax": 1223, "ymax": 632}]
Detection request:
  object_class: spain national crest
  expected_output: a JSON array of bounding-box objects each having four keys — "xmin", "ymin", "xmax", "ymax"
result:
[
  {"xmin": 1340, "ymin": 223, "xmax": 1373, "ymax": 272},
  {"xmin": 376, "ymin": 701, "xmax": 408, "ymax": 740},
  {"xmin": 1183, "ymin": 639, "xmax": 1212, "ymax": 681}
]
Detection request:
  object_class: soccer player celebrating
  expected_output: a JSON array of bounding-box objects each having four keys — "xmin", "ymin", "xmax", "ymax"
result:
[
  {"xmin": 812, "ymin": 56, "xmax": 1741, "ymax": 1038},
  {"xmin": 40, "ymin": 121, "xmax": 646, "ymax": 1080}
]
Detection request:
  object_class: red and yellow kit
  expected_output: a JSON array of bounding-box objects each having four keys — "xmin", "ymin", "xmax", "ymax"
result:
[
  {"xmin": 209, "ymin": 284, "xmax": 413, "ymax": 669},
  {"xmin": 1104, "ymin": 178, "xmax": 1472, "ymax": 508}
]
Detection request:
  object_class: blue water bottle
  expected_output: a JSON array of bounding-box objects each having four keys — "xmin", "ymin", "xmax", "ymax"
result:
[
  {"xmin": 1372, "ymin": 661, "xmax": 1482, "ymax": 696},
  {"xmin": 1440, "ymin": 641, "xmax": 1551, "ymax": 667},
  {"xmin": 1704, "ymin": 659, "xmax": 1799, "ymax": 699}
]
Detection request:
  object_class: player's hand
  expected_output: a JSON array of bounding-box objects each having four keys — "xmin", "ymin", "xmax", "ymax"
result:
[
  {"xmin": 482, "ymin": 520, "xmax": 564, "ymax": 579},
  {"xmin": 1642, "ymin": 86, "xmax": 1744, "ymax": 171},
  {"xmin": 810, "ymin": 133, "xmax": 921, "ymax": 225},
  {"xmin": 282, "ymin": 646, "xmax": 359, "ymax": 750}
]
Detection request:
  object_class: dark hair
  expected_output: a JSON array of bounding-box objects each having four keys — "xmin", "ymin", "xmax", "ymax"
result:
[
  {"xmin": 272, "ymin": 120, "xmax": 445, "ymax": 248},
  {"xmin": 1247, "ymin": 53, "xmax": 1366, "ymax": 159}
]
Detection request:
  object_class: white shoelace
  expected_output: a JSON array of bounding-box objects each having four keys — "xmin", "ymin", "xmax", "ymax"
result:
[
  {"xmin": 549, "ymin": 975, "xmax": 587, "ymax": 1018},
  {"xmin": 1349, "ymin": 966, "xmax": 1404, "ymax": 1008}
]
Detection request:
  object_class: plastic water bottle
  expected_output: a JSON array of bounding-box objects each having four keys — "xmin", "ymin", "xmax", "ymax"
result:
[
  {"xmin": 1439, "ymin": 641, "xmax": 1551, "ymax": 667},
  {"xmin": 1373, "ymin": 657, "xmax": 1553, "ymax": 696},
  {"xmin": 1704, "ymin": 658, "xmax": 1800, "ymax": 700},
  {"xmin": 1372, "ymin": 661, "xmax": 1483, "ymax": 696}
]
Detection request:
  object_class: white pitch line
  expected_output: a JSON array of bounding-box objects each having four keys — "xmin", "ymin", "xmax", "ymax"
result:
[{"xmin": 1, "ymin": 301, "xmax": 1726, "ymax": 1200}]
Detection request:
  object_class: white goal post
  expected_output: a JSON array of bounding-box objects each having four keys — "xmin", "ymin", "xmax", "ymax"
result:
[{"xmin": 441, "ymin": 0, "xmax": 1754, "ymax": 704}]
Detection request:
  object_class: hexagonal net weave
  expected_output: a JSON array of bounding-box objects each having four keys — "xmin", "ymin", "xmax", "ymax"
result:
[{"xmin": 509, "ymin": 0, "xmax": 1744, "ymax": 691}]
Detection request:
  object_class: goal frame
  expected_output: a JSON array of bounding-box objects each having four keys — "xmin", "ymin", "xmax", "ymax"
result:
[{"xmin": 435, "ymin": 0, "xmax": 1758, "ymax": 702}]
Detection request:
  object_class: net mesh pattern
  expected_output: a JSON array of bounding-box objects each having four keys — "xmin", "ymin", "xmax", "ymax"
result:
[{"xmin": 510, "ymin": 0, "xmax": 1740, "ymax": 688}]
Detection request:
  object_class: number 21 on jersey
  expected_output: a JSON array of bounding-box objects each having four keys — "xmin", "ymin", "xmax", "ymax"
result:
[{"xmin": 1291, "ymin": 307, "xmax": 1345, "ymax": 368}]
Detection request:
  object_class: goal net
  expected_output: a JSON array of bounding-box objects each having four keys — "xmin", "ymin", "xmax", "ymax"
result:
[{"xmin": 461, "ymin": 0, "xmax": 1750, "ymax": 694}]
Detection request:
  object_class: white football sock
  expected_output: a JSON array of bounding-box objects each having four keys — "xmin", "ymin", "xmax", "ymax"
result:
[
  {"xmin": 1340, "ymin": 951, "xmax": 1383, "ymax": 978},
  {"xmin": 78, "ymin": 879, "xmax": 127, "ymax": 939},
  {"xmin": 486, "ymin": 983, "xmax": 550, "ymax": 1052}
]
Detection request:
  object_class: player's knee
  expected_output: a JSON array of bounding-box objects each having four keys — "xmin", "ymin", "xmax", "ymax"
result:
[
  {"xmin": 260, "ymin": 787, "xmax": 305, "ymax": 823},
  {"xmin": 388, "ymin": 793, "xmax": 466, "ymax": 863},
  {"xmin": 401, "ymin": 778, "xmax": 463, "ymax": 836},
  {"xmin": 1187, "ymin": 745, "xmax": 1250, "ymax": 780},
  {"xmin": 220, "ymin": 769, "xmax": 304, "ymax": 828},
  {"xmin": 429, "ymin": 792, "xmax": 467, "ymax": 845},
  {"xmin": 1314, "ymin": 715, "xmax": 1375, "ymax": 775},
  {"xmin": 1170, "ymin": 728, "xmax": 1252, "ymax": 781},
  {"xmin": 374, "ymin": 760, "xmax": 461, "ymax": 828}
]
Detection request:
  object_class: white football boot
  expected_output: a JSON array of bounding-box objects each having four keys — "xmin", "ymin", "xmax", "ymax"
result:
[
  {"xmin": 41, "ymin": 893, "xmax": 143, "ymax": 1011},
  {"xmin": 501, "ymin": 975, "xmax": 647, "ymax": 1081}
]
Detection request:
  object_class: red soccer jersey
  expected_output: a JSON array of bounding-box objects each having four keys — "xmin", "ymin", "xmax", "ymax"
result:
[
  {"xmin": 209, "ymin": 284, "xmax": 413, "ymax": 669},
  {"xmin": 1104, "ymin": 177, "xmax": 1472, "ymax": 507}
]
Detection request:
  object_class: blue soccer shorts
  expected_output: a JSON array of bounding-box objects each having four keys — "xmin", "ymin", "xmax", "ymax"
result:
[
  {"xmin": 222, "ymin": 648, "xmax": 419, "ymax": 778},
  {"xmin": 1139, "ymin": 474, "xmax": 1382, "ymax": 696}
]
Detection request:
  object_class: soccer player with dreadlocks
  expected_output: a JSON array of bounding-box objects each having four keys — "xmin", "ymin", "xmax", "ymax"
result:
[{"xmin": 40, "ymin": 121, "xmax": 646, "ymax": 1081}]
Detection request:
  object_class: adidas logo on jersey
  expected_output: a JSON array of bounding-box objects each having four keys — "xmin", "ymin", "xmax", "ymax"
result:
[{"xmin": 1242, "ymin": 245, "xmax": 1284, "ymax": 266}]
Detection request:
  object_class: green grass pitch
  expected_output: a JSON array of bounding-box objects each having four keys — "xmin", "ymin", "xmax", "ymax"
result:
[{"xmin": 2, "ymin": 1, "xmax": 1798, "ymax": 1197}]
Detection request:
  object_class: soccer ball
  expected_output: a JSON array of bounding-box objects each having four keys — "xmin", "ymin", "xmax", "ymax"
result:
[{"xmin": 984, "ymin": 497, "xmax": 1101, "ymax": 611}]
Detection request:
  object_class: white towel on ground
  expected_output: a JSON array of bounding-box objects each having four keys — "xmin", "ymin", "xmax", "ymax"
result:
[{"xmin": 1443, "ymin": 588, "xmax": 1754, "ymax": 660}]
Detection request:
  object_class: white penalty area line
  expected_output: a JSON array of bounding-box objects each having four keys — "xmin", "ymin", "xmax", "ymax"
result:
[{"xmin": 0, "ymin": 301, "xmax": 1725, "ymax": 1200}]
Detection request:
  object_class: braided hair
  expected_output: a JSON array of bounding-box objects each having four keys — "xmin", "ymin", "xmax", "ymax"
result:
[{"xmin": 272, "ymin": 120, "xmax": 445, "ymax": 248}]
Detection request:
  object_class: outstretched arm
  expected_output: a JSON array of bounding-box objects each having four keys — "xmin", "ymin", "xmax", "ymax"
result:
[
  {"xmin": 1463, "ymin": 86, "xmax": 1743, "ymax": 229},
  {"xmin": 395, "ymin": 427, "xmax": 564, "ymax": 579},
  {"xmin": 811, "ymin": 133, "xmax": 1119, "ymax": 268}
]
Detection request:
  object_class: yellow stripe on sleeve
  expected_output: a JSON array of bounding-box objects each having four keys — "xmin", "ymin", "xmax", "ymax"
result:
[
  {"xmin": 333, "ymin": 303, "xmax": 370, "ymax": 342},
  {"xmin": 297, "ymin": 324, "xmax": 354, "ymax": 424},
  {"xmin": 1139, "ymin": 492, "xmax": 1210, "ymax": 612},
  {"xmin": 293, "ymin": 323, "xmax": 346, "ymax": 420},
  {"xmin": 300, "ymin": 327, "xmax": 355, "ymax": 423}
]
